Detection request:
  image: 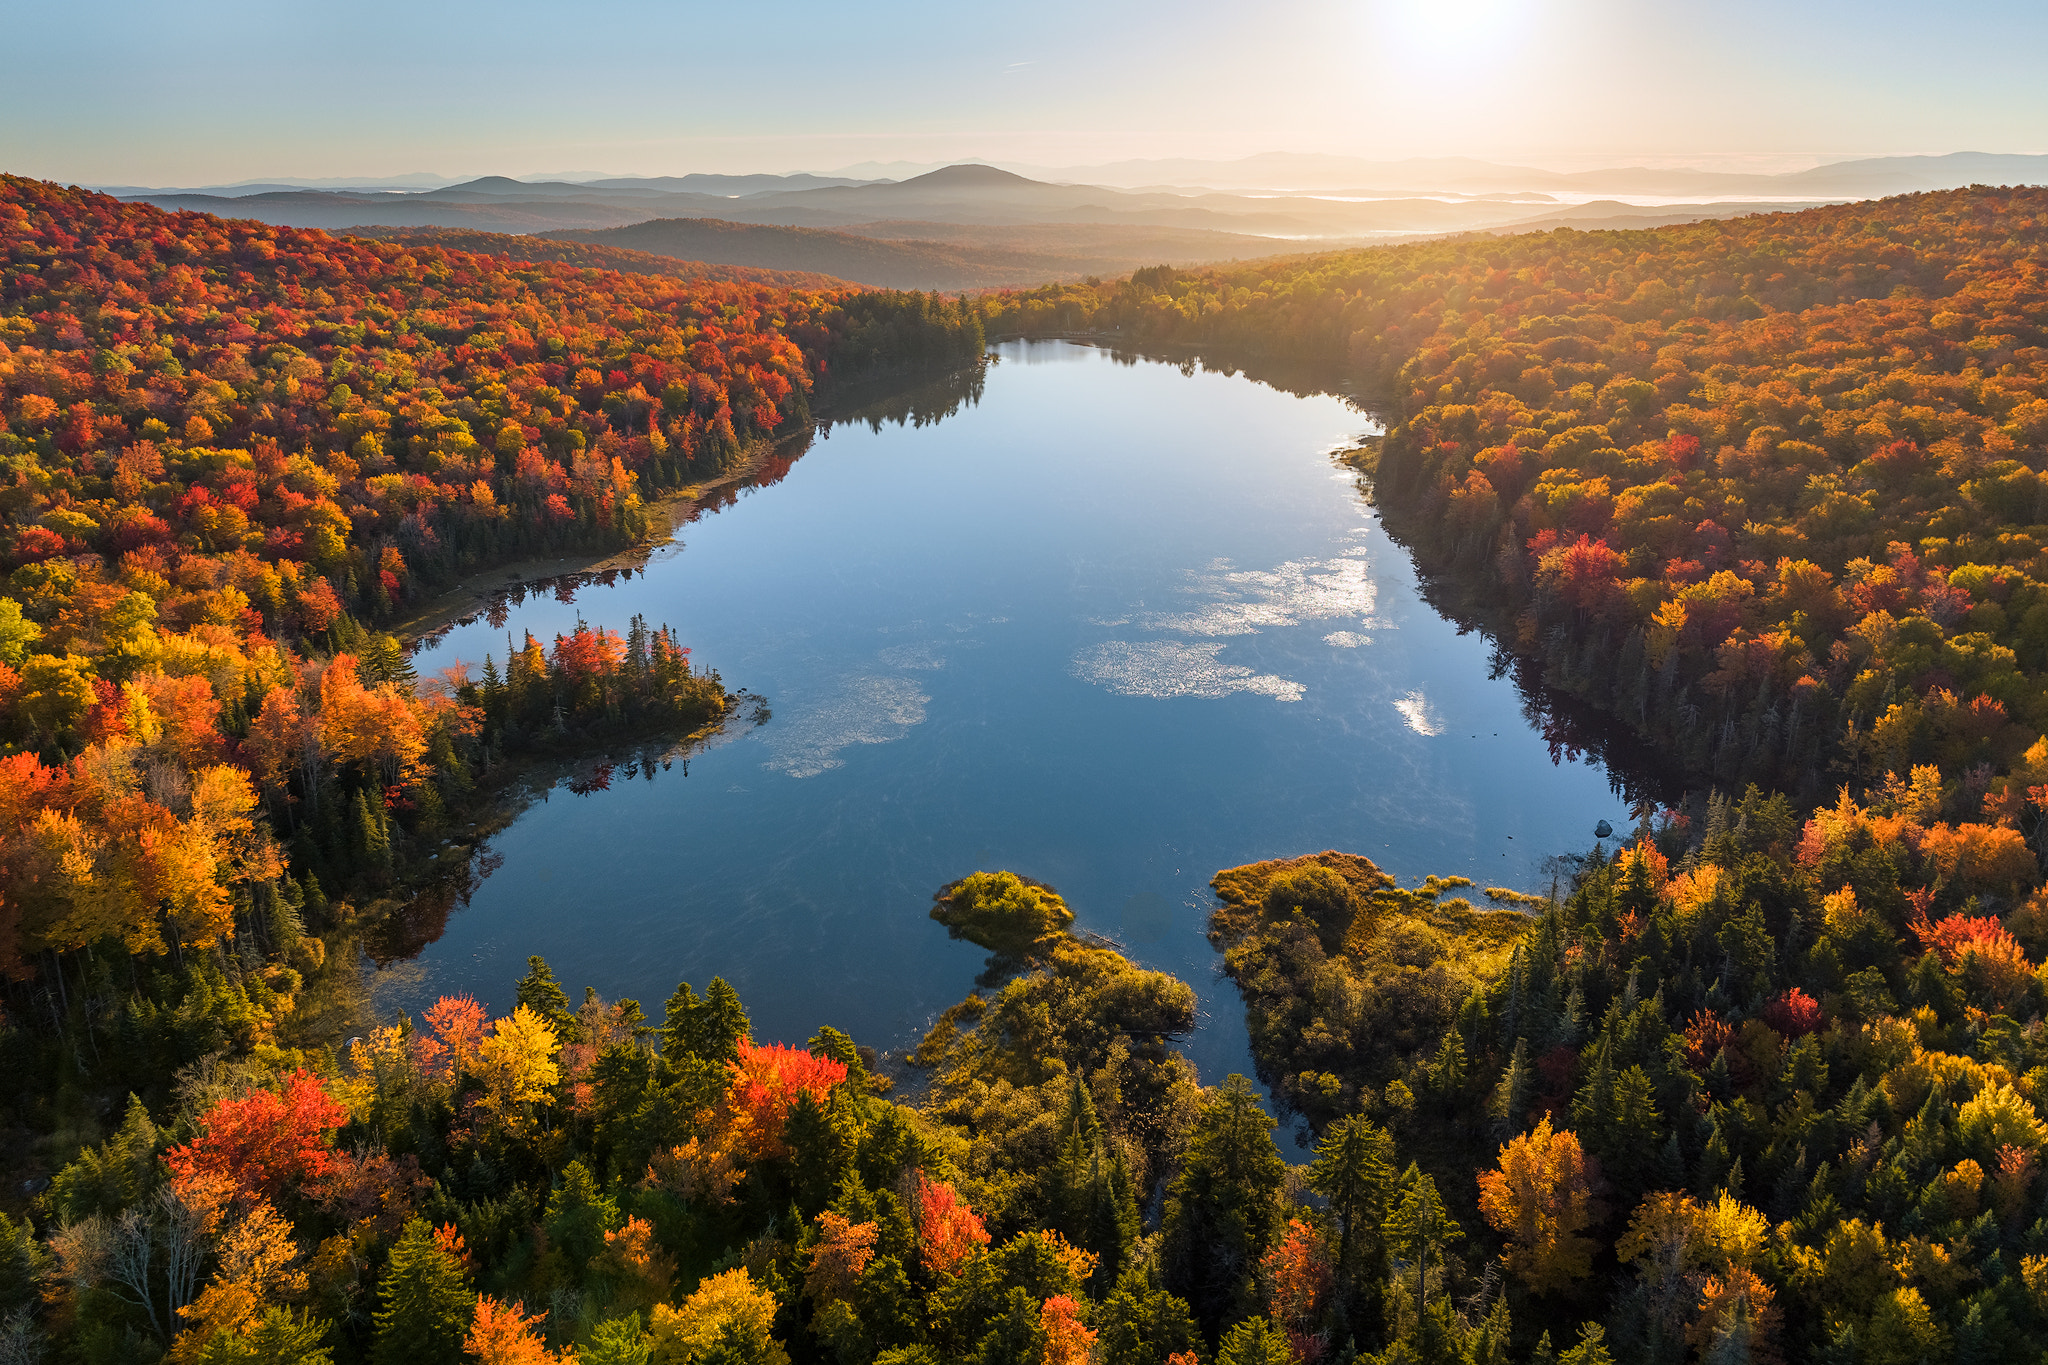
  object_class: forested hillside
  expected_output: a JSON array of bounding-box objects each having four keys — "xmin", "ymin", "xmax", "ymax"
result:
[
  {"xmin": 0, "ymin": 176, "xmax": 981, "ymax": 622},
  {"xmin": 0, "ymin": 173, "xmax": 981, "ymax": 964},
  {"xmin": 0, "ymin": 177, "xmax": 993, "ymax": 1365},
  {"xmin": 1213, "ymin": 812, "xmax": 2048, "ymax": 1362}
]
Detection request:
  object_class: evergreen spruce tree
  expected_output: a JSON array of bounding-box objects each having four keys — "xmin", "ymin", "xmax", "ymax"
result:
[
  {"xmin": 1382, "ymin": 1166, "xmax": 1461, "ymax": 1335},
  {"xmin": 1053, "ymin": 1076, "xmax": 1101, "ymax": 1236},
  {"xmin": 785, "ymin": 1089, "xmax": 858, "ymax": 1217},
  {"xmin": 660, "ymin": 981, "xmax": 702, "ymax": 1062},
  {"xmin": 697, "ymin": 977, "xmax": 749, "ymax": 1063},
  {"xmin": 1571, "ymin": 1044, "xmax": 1615, "ymax": 1146},
  {"xmin": 1217, "ymin": 1316, "xmax": 1292, "ymax": 1365},
  {"xmin": 372, "ymin": 1217, "xmax": 473, "ymax": 1365},
  {"xmin": 1088, "ymin": 1145, "xmax": 1142, "ymax": 1291},
  {"xmin": 1490, "ymin": 1037, "xmax": 1532, "ymax": 1138},
  {"xmin": 1096, "ymin": 1261, "xmax": 1202, "ymax": 1365},
  {"xmin": 658, "ymin": 977, "xmax": 748, "ymax": 1064},
  {"xmin": 1161, "ymin": 1075, "xmax": 1286, "ymax": 1332},
  {"xmin": 479, "ymin": 653, "xmax": 506, "ymax": 734},
  {"xmin": 516, "ymin": 955, "xmax": 576, "ymax": 1037},
  {"xmin": 301, "ymin": 873, "xmax": 329, "ymax": 930},
  {"xmin": 1429, "ymin": 1028, "xmax": 1467, "ymax": 1097},
  {"xmin": 1307, "ymin": 1113, "xmax": 1395, "ymax": 1296},
  {"xmin": 353, "ymin": 788, "xmax": 390, "ymax": 871}
]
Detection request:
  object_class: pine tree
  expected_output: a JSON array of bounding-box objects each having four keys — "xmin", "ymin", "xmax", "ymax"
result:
[
  {"xmin": 1430, "ymin": 1028, "xmax": 1467, "ymax": 1097},
  {"xmin": 1053, "ymin": 1077, "xmax": 1101, "ymax": 1234},
  {"xmin": 626, "ymin": 614, "xmax": 651, "ymax": 689},
  {"xmin": 236, "ymin": 1308, "xmax": 336, "ymax": 1365},
  {"xmin": 697, "ymin": 978, "xmax": 749, "ymax": 1063},
  {"xmin": 1161, "ymin": 1075, "xmax": 1286, "ymax": 1331},
  {"xmin": 1052, "ymin": 1078, "xmax": 1138, "ymax": 1289},
  {"xmin": 1609, "ymin": 1065, "xmax": 1662, "ymax": 1194},
  {"xmin": 264, "ymin": 879, "xmax": 306, "ymax": 956},
  {"xmin": 1571, "ymin": 1045, "xmax": 1615, "ymax": 1146},
  {"xmin": 1491, "ymin": 1037, "xmax": 1532, "ymax": 1138},
  {"xmin": 785, "ymin": 1089, "xmax": 858, "ymax": 1217},
  {"xmin": 372, "ymin": 1218, "xmax": 473, "ymax": 1365},
  {"xmin": 1307, "ymin": 1113, "xmax": 1395, "ymax": 1292},
  {"xmin": 657, "ymin": 977, "xmax": 748, "ymax": 1064},
  {"xmin": 660, "ymin": 981, "xmax": 701, "ymax": 1062},
  {"xmin": 1559, "ymin": 1322, "xmax": 1615, "ymax": 1365},
  {"xmin": 353, "ymin": 788, "xmax": 390, "ymax": 872},
  {"xmin": 807, "ymin": 1025, "xmax": 865, "ymax": 1082},
  {"xmin": 1090, "ymin": 1145, "xmax": 1141, "ymax": 1291},
  {"xmin": 301, "ymin": 874, "xmax": 329, "ymax": 930},
  {"xmin": 0, "ymin": 1211, "xmax": 52, "ymax": 1318},
  {"xmin": 1383, "ymin": 1166, "xmax": 1462, "ymax": 1330},
  {"xmin": 479, "ymin": 652, "xmax": 505, "ymax": 731},
  {"xmin": 516, "ymin": 955, "xmax": 576, "ymax": 1038},
  {"xmin": 1217, "ymin": 1316, "xmax": 1292, "ymax": 1365}
]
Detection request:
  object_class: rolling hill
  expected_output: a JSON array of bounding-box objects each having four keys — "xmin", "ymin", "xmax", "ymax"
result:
[
  {"xmin": 342, "ymin": 226, "xmax": 851, "ymax": 289},
  {"xmin": 538, "ymin": 216, "xmax": 1303, "ymax": 291}
]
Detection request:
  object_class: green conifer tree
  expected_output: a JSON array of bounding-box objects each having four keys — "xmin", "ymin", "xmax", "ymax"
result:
[
  {"xmin": 1096, "ymin": 1261, "xmax": 1203, "ymax": 1365},
  {"xmin": 1161, "ymin": 1075, "xmax": 1286, "ymax": 1331},
  {"xmin": 1306, "ymin": 1113, "xmax": 1395, "ymax": 1294},
  {"xmin": 372, "ymin": 1218, "xmax": 473, "ymax": 1365},
  {"xmin": 1490, "ymin": 1037, "xmax": 1532, "ymax": 1138},
  {"xmin": 1217, "ymin": 1316, "xmax": 1291, "ymax": 1365},
  {"xmin": 516, "ymin": 955, "xmax": 576, "ymax": 1037},
  {"xmin": 697, "ymin": 977, "xmax": 749, "ymax": 1063},
  {"xmin": 1382, "ymin": 1166, "xmax": 1461, "ymax": 1333},
  {"xmin": 660, "ymin": 980, "xmax": 701, "ymax": 1062}
]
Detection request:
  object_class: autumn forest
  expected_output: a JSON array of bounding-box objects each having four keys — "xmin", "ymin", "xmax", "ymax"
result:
[{"xmin": 4, "ymin": 156, "xmax": 2048, "ymax": 1365}]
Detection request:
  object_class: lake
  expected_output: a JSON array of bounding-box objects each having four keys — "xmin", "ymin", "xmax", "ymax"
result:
[{"xmin": 385, "ymin": 339, "xmax": 1632, "ymax": 1127}]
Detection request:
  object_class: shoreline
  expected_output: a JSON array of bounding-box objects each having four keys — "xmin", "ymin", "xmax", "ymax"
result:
[
  {"xmin": 386, "ymin": 428, "xmax": 802, "ymax": 647},
  {"xmin": 389, "ymin": 359, "xmax": 990, "ymax": 648}
]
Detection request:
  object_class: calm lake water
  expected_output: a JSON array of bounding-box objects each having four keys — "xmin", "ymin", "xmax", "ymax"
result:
[{"xmin": 384, "ymin": 340, "xmax": 1630, "ymax": 1121}]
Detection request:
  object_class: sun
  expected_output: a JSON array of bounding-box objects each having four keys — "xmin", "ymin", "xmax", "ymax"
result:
[{"xmin": 1378, "ymin": 0, "xmax": 1531, "ymax": 62}]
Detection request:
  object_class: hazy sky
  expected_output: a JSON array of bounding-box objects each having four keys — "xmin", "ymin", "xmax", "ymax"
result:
[{"xmin": 6, "ymin": 0, "xmax": 2045, "ymax": 184}]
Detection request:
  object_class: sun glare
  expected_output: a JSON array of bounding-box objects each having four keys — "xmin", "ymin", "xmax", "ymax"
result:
[{"xmin": 1378, "ymin": 0, "xmax": 1530, "ymax": 63}]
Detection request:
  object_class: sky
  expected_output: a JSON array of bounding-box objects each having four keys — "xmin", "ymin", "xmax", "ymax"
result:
[{"xmin": 4, "ymin": 0, "xmax": 2045, "ymax": 186}]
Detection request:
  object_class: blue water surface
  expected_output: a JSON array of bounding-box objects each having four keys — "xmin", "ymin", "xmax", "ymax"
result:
[{"xmin": 387, "ymin": 341, "xmax": 1628, "ymax": 1106}]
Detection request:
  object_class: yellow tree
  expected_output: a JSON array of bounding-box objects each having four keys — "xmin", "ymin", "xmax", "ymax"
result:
[
  {"xmin": 1618, "ymin": 1192, "xmax": 1773, "ymax": 1356},
  {"xmin": 473, "ymin": 1006, "xmax": 560, "ymax": 1133},
  {"xmin": 319, "ymin": 654, "xmax": 428, "ymax": 787},
  {"xmin": 649, "ymin": 1268, "xmax": 789, "ymax": 1365},
  {"xmin": 189, "ymin": 765, "xmax": 284, "ymax": 888},
  {"xmin": 1476, "ymin": 1117, "xmax": 1604, "ymax": 1294},
  {"xmin": 169, "ymin": 1201, "xmax": 306, "ymax": 1363}
]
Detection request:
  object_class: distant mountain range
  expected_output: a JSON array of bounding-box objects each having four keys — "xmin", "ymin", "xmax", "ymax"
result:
[
  {"xmin": 117, "ymin": 162, "xmax": 1834, "ymax": 241},
  {"xmin": 958, "ymin": 150, "xmax": 2048, "ymax": 197},
  {"xmin": 89, "ymin": 151, "xmax": 2044, "ymax": 293},
  {"xmin": 93, "ymin": 172, "xmax": 881, "ymax": 199},
  {"xmin": 98, "ymin": 150, "xmax": 2048, "ymax": 201}
]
